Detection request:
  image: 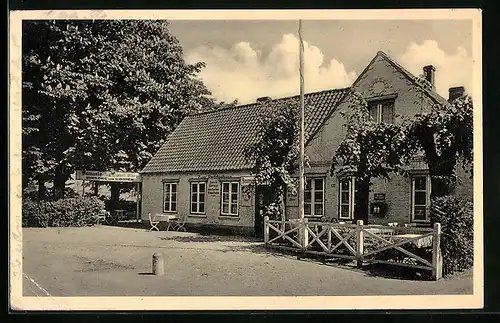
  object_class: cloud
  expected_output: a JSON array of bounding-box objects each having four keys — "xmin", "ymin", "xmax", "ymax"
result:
[
  {"xmin": 397, "ymin": 40, "xmax": 473, "ymax": 98},
  {"xmin": 186, "ymin": 34, "xmax": 357, "ymax": 104}
]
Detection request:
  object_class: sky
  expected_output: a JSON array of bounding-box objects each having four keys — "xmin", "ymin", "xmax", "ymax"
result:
[{"xmin": 168, "ymin": 20, "xmax": 473, "ymax": 104}]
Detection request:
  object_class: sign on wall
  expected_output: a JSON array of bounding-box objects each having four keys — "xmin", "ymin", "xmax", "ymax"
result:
[
  {"xmin": 241, "ymin": 176, "xmax": 254, "ymax": 186},
  {"xmin": 207, "ymin": 179, "xmax": 220, "ymax": 195},
  {"xmin": 75, "ymin": 170, "xmax": 141, "ymax": 183}
]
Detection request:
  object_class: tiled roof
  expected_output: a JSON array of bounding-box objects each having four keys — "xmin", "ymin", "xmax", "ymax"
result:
[{"xmin": 141, "ymin": 88, "xmax": 350, "ymax": 173}]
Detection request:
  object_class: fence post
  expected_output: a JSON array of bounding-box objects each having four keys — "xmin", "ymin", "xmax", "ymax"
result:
[
  {"xmin": 327, "ymin": 226, "xmax": 332, "ymax": 252},
  {"xmin": 264, "ymin": 216, "xmax": 269, "ymax": 244},
  {"xmin": 432, "ymin": 222, "xmax": 443, "ymax": 280},
  {"xmin": 356, "ymin": 220, "xmax": 364, "ymax": 268},
  {"xmin": 301, "ymin": 218, "xmax": 309, "ymax": 250}
]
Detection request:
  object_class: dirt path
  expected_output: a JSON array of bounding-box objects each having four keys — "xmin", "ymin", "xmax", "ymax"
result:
[{"xmin": 22, "ymin": 226, "xmax": 473, "ymax": 296}]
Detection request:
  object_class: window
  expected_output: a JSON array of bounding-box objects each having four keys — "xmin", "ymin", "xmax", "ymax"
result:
[
  {"xmin": 339, "ymin": 177, "xmax": 356, "ymax": 219},
  {"xmin": 191, "ymin": 182, "xmax": 206, "ymax": 214},
  {"xmin": 221, "ymin": 181, "xmax": 239, "ymax": 216},
  {"xmin": 411, "ymin": 175, "xmax": 431, "ymax": 222},
  {"xmin": 368, "ymin": 100, "xmax": 395, "ymax": 124},
  {"xmin": 163, "ymin": 182, "xmax": 177, "ymax": 213},
  {"xmin": 305, "ymin": 178, "xmax": 324, "ymax": 217}
]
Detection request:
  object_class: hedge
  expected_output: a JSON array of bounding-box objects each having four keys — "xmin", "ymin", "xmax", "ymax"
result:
[
  {"xmin": 430, "ymin": 195, "xmax": 474, "ymax": 276},
  {"xmin": 22, "ymin": 196, "xmax": 104, "ymax": 227}
]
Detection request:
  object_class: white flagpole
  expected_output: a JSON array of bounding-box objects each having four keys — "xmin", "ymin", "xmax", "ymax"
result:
[{"xmin": 298, "ymin": 20, "xmax": 305, "ymax": 222}]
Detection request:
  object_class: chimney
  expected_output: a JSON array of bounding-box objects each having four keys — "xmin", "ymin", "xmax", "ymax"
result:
[
  {"xmin": 256, "ymin": 96, "xmax": 272, "ymax": 103},
  {"xmin": 423, "ymin": 65, "xmax": 436, "ymax": 89},
  {"xmin": 448, "ymin": 86, "xmax": 465, "ymax": 102}
]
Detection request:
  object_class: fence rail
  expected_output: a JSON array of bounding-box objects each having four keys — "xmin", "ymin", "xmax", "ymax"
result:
[{"xmin": 264, "ymin": 217, "xmax": 443, "ymax": 280}]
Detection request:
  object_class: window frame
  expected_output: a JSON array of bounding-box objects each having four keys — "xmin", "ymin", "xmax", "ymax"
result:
[
  {"xmin": 220, "ymin": 181, "xmax": 240, "ymax": 217},
  {"xmin": 367, "ymin": 99, "xmax": 395, "ymax": 124},
  {"xmin": 338, "ymin": 176, "xmax": 356, "ymax": 220},
  {"xmin": 190, "ymin": 181, "xmax": 207, "ymax": 215},
  {"xmin": 304, "ymin": 177, "xmax": 325, "ymax": 217},
  {"xmin": 410, "ymin": 174, "xmax": 432, "ymax": 223},
  {"xmin": 162, "ymin": 182, "xmax": 178, "ymax": 213}
]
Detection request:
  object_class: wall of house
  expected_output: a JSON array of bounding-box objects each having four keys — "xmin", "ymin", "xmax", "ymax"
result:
[
  {"xmin": 141, "ymin": 170, "xmax": 255, "ymax": 234},
  {"xmin": 286, "ymin": 53, "xmax": 473, "ymax": 225}
]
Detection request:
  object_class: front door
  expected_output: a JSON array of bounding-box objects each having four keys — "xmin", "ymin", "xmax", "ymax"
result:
[
  {"xmin": 254, "ymin": 185, "xmax": 274, "ymax": 238},
  {"xmin": 254, "ymin": 187, "xmax": 265, "ymax": 239},
  {"xmin": 353, "ymin": 179, "xmax": 369, "ymax": 224}
]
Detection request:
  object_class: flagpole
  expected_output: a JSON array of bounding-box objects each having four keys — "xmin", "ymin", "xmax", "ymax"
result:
[{"xmin": 298, "ymin": 20, "xmax": 305, "ymax": 222}]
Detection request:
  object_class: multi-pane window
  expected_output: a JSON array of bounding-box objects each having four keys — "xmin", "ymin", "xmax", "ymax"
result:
[
  {"xmin": 305, "ymin": 178, "xmax": 324, "ymax": 217},
  {"xmin": 368, "ymin": 100, "xmax": 395, "ymax": 124},
  {"xmin": 221, "ymin": 181, "xmax": 239, "ymax": 216},
  {"xmin": 339, "ymin": 177, "xmax": 355, "ymax": 219},
  {"xmin": 163, "ymin": 182, "xmax": 177, "ymax": 213},
  {"xmin": 411, "ymin": 175, "xmax": 431, "ymax": 222},
  {"xmin": 191, "ymin": 182, "xmax": 206, "ymax": 214}
]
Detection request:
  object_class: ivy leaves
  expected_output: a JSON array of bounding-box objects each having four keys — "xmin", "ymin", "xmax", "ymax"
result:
[
  {"xmin": 331, "ymin": 89, "xmax": 473, "ymax": 197},
  {"xmin": 244, "ymin": 100, "xmax": 302, "ymax": 218}
]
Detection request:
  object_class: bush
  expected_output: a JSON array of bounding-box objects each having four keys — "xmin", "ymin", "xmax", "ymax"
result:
[
  {"xmin": 23, "ymin": 196, "xmax": 104, "ymax": 227},
  {"xmin": 430, "ymin": 195, "xmax": 473, "ymax": 276}
]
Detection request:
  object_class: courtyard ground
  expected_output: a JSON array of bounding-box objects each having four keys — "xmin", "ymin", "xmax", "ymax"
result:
[{"xmin": 22, "ymin": 225, "xmax": 473, "ymax": 296}]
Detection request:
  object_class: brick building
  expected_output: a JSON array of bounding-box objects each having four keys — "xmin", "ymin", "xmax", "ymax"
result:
[{"xmin": 140, "ymin": 51, "xmax": 473, "ymax": 235}]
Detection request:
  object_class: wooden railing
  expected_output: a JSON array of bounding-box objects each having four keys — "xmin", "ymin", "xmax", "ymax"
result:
[{"xmin": 264, "ymin": 217, "xmax": 443, "ymax": 280}]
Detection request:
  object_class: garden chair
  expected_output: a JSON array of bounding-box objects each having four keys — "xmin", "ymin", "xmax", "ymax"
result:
[
  {"xmin": 148, "ymin": 213, "xmax": 160, "ymax": 231},
  {"xmin": 96, "ymin": 209, "xmax": 107, "ymax": 224},
  {"xmin": 170, "ymin": 215, "xmax": 187, "ymax": 232}
]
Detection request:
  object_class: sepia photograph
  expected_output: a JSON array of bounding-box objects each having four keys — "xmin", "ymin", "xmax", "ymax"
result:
[{"xmin": 9, "ymin": 9, "xmax": 483, "ymax": 310}]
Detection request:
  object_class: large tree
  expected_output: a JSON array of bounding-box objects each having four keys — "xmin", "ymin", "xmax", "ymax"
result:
[
  {"xmin": 244, "ymin": 100, "xmax": 303, "ymax": 220},
  {"xmin": 22, "ymin": 20, "xmax": 221, "ymax": 200}
]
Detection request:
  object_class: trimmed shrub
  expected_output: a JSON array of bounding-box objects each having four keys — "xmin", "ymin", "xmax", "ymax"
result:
[
  {"xmin": 430, "ymin": 195, "xmax": 473, "ymax": 276},
  {"xmin": 22, "ymin": 196, "xmax": 104, "ymax": 227}
]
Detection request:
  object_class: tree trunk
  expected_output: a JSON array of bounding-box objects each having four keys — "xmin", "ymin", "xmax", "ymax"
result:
[
  {"xmin": 93, "ymin": 182, "xmax": 99, "ymax": 196},
  {"xmin": 37, "ymin": 180, "xmax": 46, "ymax": 200},
  {"xmin": 428, "ymin": 159, "xmax": 456, "ymax": 198},
  {"xmin": 53, "ymin": 163, "xmax": 66, "ymax": 199},
  {"xmin": 110, "ymin": 183, "xmax": 121, "ymax": 211}
]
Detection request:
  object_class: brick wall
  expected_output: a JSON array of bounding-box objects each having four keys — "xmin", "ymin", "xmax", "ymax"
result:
[
  {"xmin": 285, "ymin": 53, "xmax": 473, "ymax": 225},
  {"xmin": 141, "ymin": 170, "xmax": 255, "ymax": 233}
]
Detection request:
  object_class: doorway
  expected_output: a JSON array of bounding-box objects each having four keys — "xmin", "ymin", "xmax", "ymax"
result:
[
  {"xmin": 254, "ymin": 185, "xmax": 272, "ymax": 238},
  {"xmin": 353, "ymin": 178, "xmax": 369, "ymax": 224}
]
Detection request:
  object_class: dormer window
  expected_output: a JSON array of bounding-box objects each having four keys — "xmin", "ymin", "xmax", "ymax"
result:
[{"xmin": 368, "ymin": 99, "xmax": 395, "ymax": 124}]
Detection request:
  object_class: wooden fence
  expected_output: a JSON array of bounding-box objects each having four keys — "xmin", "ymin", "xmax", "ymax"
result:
[{"xmin": 264, "ymin": 217, "xmax": 443, "ymax": 280}]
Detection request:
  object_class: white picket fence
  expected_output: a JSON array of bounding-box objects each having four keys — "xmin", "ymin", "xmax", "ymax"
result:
[{"xmin": 264, "ymin": 217, "xmax": 443, "ymax": 280}]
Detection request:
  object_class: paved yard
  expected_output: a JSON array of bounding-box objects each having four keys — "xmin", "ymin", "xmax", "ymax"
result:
[{"xmin": 22, "ymin": 226, "xmax": 473, "ymax": 296}]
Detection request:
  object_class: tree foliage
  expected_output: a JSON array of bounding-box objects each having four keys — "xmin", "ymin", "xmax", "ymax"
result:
[
  {"xmin": 244, "ymin": 100, "xmax": 303, "ymax": 219},
  {"xmin": 330, "ymin": 89, "xmax": 473, "ymax": 198},
  {"xmin": 22, "ymin": 20, "xmax": 218, "ymax": 199},
  {"xmin": 330, "ymin": 90, "xmax": 410, "ymax": 181}
]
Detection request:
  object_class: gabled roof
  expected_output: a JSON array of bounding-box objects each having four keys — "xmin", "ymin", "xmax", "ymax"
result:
[
  {"xmin": 141, "ymin": 88, "xmax": 350, "ymax": 173},
  {"xmin": 141, "ymin": 51, "xmax": 452, "ymax": 174},
  {"xmin": 355, "ymin": 51, "xmax": 450, "ymax": 107}
]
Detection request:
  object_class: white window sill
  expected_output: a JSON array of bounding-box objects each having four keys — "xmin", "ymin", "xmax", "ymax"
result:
[
  {"xmin": 189, "ymin": 214, "xmax": 207, "ymax": 218},
  {"xmin": 219, "ymin": 215, "xmax": 240, "ymax": 219}
]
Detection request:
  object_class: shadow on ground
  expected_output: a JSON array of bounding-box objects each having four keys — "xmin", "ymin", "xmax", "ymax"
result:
[
  {"xmin": 105, "ymin": 221, "xmax": 147, "ymax": 230},
  {"xmin": 221, "ymin": 243, "xmax": 436, "ymax": 281},
  {"xmin": 163, "ymin": 233, "xmax": 262, "ymax": 243}
]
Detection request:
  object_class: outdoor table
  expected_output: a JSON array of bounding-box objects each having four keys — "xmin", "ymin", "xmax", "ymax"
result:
[
  {"xmin": 153, "ymin": 214, "xmax": 179, "ymax": 231},
  {"xmin": 392, "ymin": 233, "xmax": 433, "ymax": 248},
  {"xmin": 364, "ymin": 227, "xmax": 395, "ymax": 235}
]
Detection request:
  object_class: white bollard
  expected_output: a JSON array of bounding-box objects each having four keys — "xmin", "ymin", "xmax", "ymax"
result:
[{"xmin": 152, "ymin": 252, "xmax": 164, "ymax": 276}]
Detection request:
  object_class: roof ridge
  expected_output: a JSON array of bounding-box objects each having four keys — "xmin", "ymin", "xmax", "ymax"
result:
[
  {"xmin": 189, "ymin": 87, "xmax": 352, "ymax": 118},
  {"xmin": 375, "ymin": 50, "xmax": 450, "ymax": 105}
]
